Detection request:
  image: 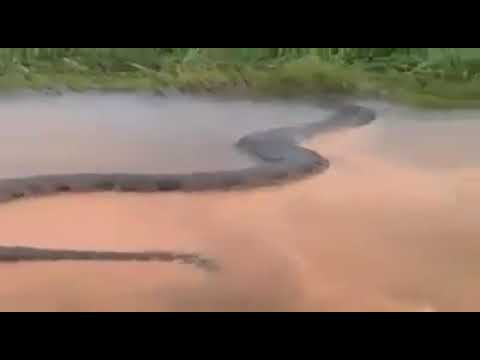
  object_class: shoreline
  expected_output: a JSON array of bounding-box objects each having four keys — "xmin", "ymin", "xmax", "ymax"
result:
[{"xmin": 1, "ymin": 58, "xmax": 480, "ymax": 110}]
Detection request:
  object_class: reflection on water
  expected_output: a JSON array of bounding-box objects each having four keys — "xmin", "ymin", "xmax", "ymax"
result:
[{"xmin": 0, "ymin": 94, "xmax": 479, "ymax": 311}]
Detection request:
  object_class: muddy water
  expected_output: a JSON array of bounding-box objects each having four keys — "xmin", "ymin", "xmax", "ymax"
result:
[
  {"xmin": 0, "ymin": 93, "xmax": 479, "ymax": 312},
  {"xmin": 0, "ymin": 92, "xmax": 332, "ymax": 177}
]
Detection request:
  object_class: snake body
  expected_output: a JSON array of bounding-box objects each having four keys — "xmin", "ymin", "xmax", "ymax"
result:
[{"xmin": 0, "ymin": 102, "xmax": 376, "ymax": 271}]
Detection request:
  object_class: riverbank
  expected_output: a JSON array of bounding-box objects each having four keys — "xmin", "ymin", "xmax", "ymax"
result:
[{"xmin": 2, "ymin": 55, "xmax": 480, "ymax": 109}]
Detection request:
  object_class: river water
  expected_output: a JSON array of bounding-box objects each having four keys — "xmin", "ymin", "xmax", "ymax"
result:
[{"xmin": 0, "ymin": 92, "xmax": 478, "ymax": 311}]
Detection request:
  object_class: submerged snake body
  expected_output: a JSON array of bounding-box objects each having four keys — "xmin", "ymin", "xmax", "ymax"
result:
[{"xmin": 0, "ymin": 103, "xmax": 376, "ymax": 271}]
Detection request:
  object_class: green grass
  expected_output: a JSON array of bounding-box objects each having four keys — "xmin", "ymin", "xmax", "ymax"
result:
[{"xmin": 1, "ymin": 48, "xmax": 480, "ymax": 109}]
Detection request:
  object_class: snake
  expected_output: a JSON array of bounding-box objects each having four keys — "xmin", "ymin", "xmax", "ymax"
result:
[{"xmin": 0, "ymin": 100, "xmax": 376, "ymax": 272}]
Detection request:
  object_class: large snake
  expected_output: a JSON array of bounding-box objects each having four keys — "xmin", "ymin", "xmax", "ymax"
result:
[{"xmin": 0, "ymin": 101, "xmax": 376, "ymax": 272}]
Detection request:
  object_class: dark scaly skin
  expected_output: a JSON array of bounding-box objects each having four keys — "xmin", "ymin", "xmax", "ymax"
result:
[
  {"xmin": 0, "ymin": 103, "xmax": 376, "ymax": 271},
  {"xmin": 0, "ymin": 246, "xmax": 219, "ymax": 272}
]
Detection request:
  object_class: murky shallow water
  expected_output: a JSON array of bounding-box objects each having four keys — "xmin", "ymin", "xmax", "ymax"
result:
[
  {"xmin": 0, "ymin": 92, "xmax": 332, "ymax": 177},
  {"xmin": 0, "ymin": 93, "xmax": 479, "ymax": 312}
]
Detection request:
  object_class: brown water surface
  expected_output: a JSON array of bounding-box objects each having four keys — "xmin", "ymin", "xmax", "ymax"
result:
[{"xmin": 0, "ymin": 94, "xmax": 479, "ymax": 311}]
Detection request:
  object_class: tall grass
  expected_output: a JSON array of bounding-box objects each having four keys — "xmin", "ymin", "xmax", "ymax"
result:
[
  {"xmin": 0, "ymin": 48, "xmax": 480, "ymax": 108},
  {"xmin": 0, "ymin": 48, "xmax": 477, "ymax": 70},
  {"xmin": 0, "ymin": 48, "xmax": 472, "ymax": 65},
  {"xmin": 1, "ymin": 48, "xmax": 478, "ymax": 78}
]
